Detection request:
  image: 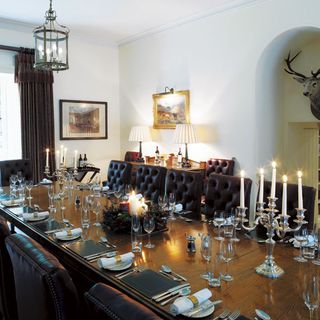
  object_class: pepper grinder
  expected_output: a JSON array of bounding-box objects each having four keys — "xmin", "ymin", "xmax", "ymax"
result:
[{"xmin": 186, "ymin": 235, "xmax": 196, "ymax": 253}]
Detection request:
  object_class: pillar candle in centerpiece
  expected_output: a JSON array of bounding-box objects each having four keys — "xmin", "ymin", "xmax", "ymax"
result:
[
  {"xmin": 240, "ymin": 170, "xmax": 245, "ymax": 208},
  {"xmin": 258, "ymin": 168, "xmax": 264, "ymax": 203},
  {"xmin": 270, "ymin": 161, "xmax": 277, "ymax": 198},
  {"xmin": 297, "ymin": 171, "xmax": 303, "ymax": 209},
  {"xmin": 45, "ymin": 148, "xmax": 49, "ymax": 167},
  {"xmin": 282, "ymin": 175, "xmax": 288, "ymax": 216}
]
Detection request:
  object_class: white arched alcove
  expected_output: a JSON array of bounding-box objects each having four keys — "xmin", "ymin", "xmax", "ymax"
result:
[{"xmin": 255, "ymin": 27, "xmax": 320, "ymax": 221}]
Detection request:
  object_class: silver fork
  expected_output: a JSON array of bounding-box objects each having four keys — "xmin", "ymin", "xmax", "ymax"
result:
[
  {"xmin": 212, "ymin": 309, "xmax": 230, "ymax": 320},
  {"xmin": 228, "ymin": 310, "xmax": 240, "ymax": 320}
]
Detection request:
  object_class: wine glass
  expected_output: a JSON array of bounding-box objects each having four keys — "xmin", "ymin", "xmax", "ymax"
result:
[
  {"xmin": 9, "ymin": 174, "xmax": 18, "ymax": 198},
  {"xmin": 303, "ymin": 274, "xmax": 320, "ymax": 319},
  {"xmin": 294, "ymin": 227, "xmax": 308, "ymax": 263},
  {"xmin": 168, "ymin": 193, "xmax": 176, "ymax": 220},
  {"xmin": 200, "ymin": 234, "xmax": 212, "ymax": 280},
  {"xmin": 17, "ymin": 171, "xmax": 24, "ymax": 186},
  {"xmin": 131, "ymin": 213, "xmax": 142, "ymax": 252},
  {"xmin": 132, "ymin": 213, "xmax": 140, "ymax": 233},
  {"xmin": 47, "ymin": 184, "xmax": 55, "ymax": 209},
  {"xmin": 230, "ymin": 208, "xmax": 240, "ymax": 242},
  {"xmin": 59, "ymin": 187, "xmax": 67, "ymax": 223},
  {"xmin": 220, "ymin": 240, "xmax": 235, "ymax": 281},
  {"xmin": 26, "ymin": 180, "xmax": 33, "ymax": 199},
  {"xmin": 214, "ymin": 210, "xmax": 226, "ymax": 241},
  {"xmin": 92, "ymin": 198, "xmax": 102, "ymax": 227},
  {"xmin": 143, "ymin": 214, "xmax": 155, "ymax": 248}
]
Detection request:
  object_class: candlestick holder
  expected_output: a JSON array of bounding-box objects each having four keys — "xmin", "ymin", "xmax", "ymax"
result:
[{"xmin": 238, "ymin": 197, "xmax": 307, "ymax": 279}]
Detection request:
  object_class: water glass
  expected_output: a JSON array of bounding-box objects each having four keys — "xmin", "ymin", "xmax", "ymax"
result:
[
  {"xmin": 81, "ymin": 206, "xmax": 90, "ymax": 229},
  {"xmin": 208, "ymin": 253, "xmax": 222, "ymax": 288},
  {"xmin": 303, "ymin": 274, "xmax": 320, "ymax": 318},
  {"xmin": 168, "ymin": 193, "xmax": 176, "ymax": 220},
  {"xmin": 229, "ymin": 208, "xmax": 240, "ymax": 242},
  {"xmin": 143, "ymin": 214, "xmax": 155, "ymax": 248},
  {"xmin": 223, "ymin": 215, "xmax": 234, "ymax": 238},
  {"xmin": 200, "ymin": 234, "xmax": 212, "ymax": 280},
  {"xmin": 92, "ymin": 198, "xmax": 102, "ymax": 227},
  {"xmin": 131, "ymin": 214, "xmax": 142, "ymax": 253}
]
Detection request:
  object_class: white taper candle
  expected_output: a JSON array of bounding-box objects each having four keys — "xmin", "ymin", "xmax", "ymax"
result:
[
  {"xmin": 282, "ymin": 175, "xmax": 288, "ymax": 216},
  {"xmin": 270, "ymin": 161, "xmax": 277, "ymax": 198},
  {"xmin": 240, "ymin": 170, "xmax": 245, "ymax": 208},
  {"xmin": 297, "ymin": 171, "xmax": 303, "ymax": 209},
  {"xmin": 259, "ymin": 168, "xmax": 264, "ymax": 203}
]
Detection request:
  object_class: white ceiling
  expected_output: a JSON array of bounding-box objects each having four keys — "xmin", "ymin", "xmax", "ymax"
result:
[{"xmin": 0, "ymin": 0, "xmax": 259, "ymax": 44}]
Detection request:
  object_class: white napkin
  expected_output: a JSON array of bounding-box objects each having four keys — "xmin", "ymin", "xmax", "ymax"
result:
[
  {"xmin": 1, "ymin": 199, "xmax": 23, "ymax": 206},
  {"xmin": 175, "ymin": 204, "xmax": 183, "ymax": 213},
  {"xmin": 54, "ymin": 228, "xmax": 82, "ymax": 239},
  {"xmin": 97, "ymin": 252, "xmax": 134, "ymax": 269},
  {"xmin": 170, "ymin": 288, "xmax": 212, "ymax": 315},
  {"xmin": 291, "ymin": 235, "xmax": 316, "ymax": 248},
  {"xmin": 23, "ymin": 211, "xmax": 49, "ymax": 220}
]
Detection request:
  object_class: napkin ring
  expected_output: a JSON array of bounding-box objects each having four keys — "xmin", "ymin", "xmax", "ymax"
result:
[
  {"xmin": 187, "ymin": 295, "xmax": 199, "ymax": 307},
  {"xmin": 115, "ymin": 255, "xmax": 122, "ymax": 264},
  {"xmin": 67, "ymin": 230, "xmax": 73, "ymax": 236}
]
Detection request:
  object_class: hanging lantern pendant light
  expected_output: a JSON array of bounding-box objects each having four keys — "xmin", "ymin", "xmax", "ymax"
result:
[{"xmin": 33, "ymin": 0, "xmax": 70, "ymax": 71}]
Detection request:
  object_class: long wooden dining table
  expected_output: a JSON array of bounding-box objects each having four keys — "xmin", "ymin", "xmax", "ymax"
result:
[{"xmin": 0, "ymin": 184, "xmax": 318, "ymax": 320}]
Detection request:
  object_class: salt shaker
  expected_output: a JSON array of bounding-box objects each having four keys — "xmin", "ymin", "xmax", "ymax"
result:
[{"xmin": 186, "ymin": 235, "xmax": 196, "ymax": 253}]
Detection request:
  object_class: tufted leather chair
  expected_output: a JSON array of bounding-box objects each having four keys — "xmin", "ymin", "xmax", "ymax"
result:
[
  {"xmin": 134, "ymin": 164, "xmax": 166, "ymax": 202},
  {"xmin": 84, "ymin": 283, "xmax": 161, "ymax": 320},
  {"xmin": 5, "ymin": 234, "xmax": 80, "ymax": 320},
  {"xmin": 0, "ymin": 217, "xmax": 18, "ymax": 320},
  {"xmin": 0, "ymin": 159, "xmax": 32, "ymax": 186},
  {"xmin": 205, "ymin": 158, "xmax": 235, "ymax": 178},
  {"xmin": 165, "ymin": 169, "xmax": 203, "ymax": 216},
  {"xmin": 205, "ymin": 173, "xmax": 252, "ymax": 218},
  {"xmin": 256, "ymin": 181, "xmax": 316, "ymax": 237},
  {"xmin": 106, "ymin": 160, "xmax": 132, "ymax": 192}
]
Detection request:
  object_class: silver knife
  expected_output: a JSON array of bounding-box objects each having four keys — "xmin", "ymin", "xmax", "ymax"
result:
[
  {"xmin": 152, "ymin": 283, "xmax": 190, "ymax": 300},
  {"xmin": 185, "ymin": 300, "xmax": 222, "ymax": 317},
  {"xmin": 170, "ymin": 270, "xmax": 187, "ymax": 282}
]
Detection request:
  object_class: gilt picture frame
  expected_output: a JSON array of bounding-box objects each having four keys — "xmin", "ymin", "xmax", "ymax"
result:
[
  {"xmin": 60, "ymin": 99, "xmax": 108, "ymax": 140},
  {"xmin": 153, "ymin": 90, "xmax": 190, "ymax": 129}
]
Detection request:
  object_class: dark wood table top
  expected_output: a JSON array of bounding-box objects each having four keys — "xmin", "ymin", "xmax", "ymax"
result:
[{"xmin": 0, "ymin": 185, "xmax": 318, "ymax": 320}]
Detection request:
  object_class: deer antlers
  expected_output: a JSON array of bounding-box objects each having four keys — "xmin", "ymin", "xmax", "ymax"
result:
[{"xmin": 284, "ymin": 51, "xmax": 320, "ymax": 79}]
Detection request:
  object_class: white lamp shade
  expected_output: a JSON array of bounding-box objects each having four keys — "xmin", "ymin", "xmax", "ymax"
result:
[
  {"xmin": 173, "ymin": 124, "xmax": 199, "ymax": 144},
  {"xmin": 128, "ymin": 126, "xmax": 151, "ymax": 142}
]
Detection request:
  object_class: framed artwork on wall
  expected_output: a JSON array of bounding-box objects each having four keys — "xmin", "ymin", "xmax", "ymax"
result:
[
  {"xmin": 153, "ymin": 90, "xmax": 190, "ymax": 129},
  {"xmin": 59, "ymin": 99, "xmax": 108, "ymax": 140}
]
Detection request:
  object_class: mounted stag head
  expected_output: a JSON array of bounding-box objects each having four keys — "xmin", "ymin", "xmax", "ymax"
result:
[{"xmin": 284, "ymin": 51, "xmax": 320, "ymax": 120}]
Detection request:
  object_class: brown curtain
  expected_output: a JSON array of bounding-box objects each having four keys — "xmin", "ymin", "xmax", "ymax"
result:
[{"xmin": 15, "ymin": 49, "xmax": 55, "ymax": 182}]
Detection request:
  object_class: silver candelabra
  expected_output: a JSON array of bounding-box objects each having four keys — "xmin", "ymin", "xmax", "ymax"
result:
[{"xmin": 237, "ymin": 197, "xmax": 307, "ymax": 278}]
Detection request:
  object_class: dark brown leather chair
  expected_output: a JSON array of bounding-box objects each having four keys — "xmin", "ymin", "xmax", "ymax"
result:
[
  {"xmin": 256, "ymin": 181, "xmax": 316, "ymax": 237},
  {"xmin": 134, "ymin": 164, "xmax": 166, "ymax": 202},
  {"xmin": 106, "ymin": 160, "xmax": 132, "ymax": 192},
  {"xmin": 84, "ymin": 283, "xmax": 161, "ymax": 320},
  {"xmin": 205, "ymin": 173, "xmax": 252, "ymax": 218},
  {"xmin": 0, "ymin": 159, "xmax": 32, "ymax": 186},
  {"xmin": 0, "ymin": 217, "xmax": 18, "ymax": 320},
  {"xmin": 205, "ymin": 158, "xmax": 235, "ymax": 178},
  {"xmin": 5, "ymin": 234, "xmax": 80, "ymax": 320},
  {"xmin": 165, "ymin": 169, "xmax": 203, "ymax": 216}
]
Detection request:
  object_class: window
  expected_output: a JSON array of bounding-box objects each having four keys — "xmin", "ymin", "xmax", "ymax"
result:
[{"xmin": 0, "ymin": 72, "xmax": 21, "ymax": 160}]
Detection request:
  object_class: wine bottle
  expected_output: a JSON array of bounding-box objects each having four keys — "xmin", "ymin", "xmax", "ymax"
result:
[
  {"xmin": 83, "ymin": 154, "xmax": 88, "ymax": 167},
  {"xmin": 78, "ymin": 154, "xmax": 83, "ymax": 167},
  {"xmin": 155, "ymin": 146, "xmax": 160, "ymax": 162},
  {"xmin": 177, "ymin": 147, "xmax": 182, "ymax": 164}
]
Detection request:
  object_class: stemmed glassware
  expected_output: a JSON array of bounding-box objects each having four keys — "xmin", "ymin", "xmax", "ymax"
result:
[
  {"xmin": 92, "ymin": 198, "xmax": 102, "ymax": 227},
  {"xmin": 168, "ymin": 193, "xmax": 176, "ymax": 220},
  {"xmin": 214, "ymin": 210, "xmax": 226, "ymax": 241},
  {"xmin": 143, "ymin": 214, "xmax": 155, "ymax": 248},
  {"xmin": 47, "ymin": 185, "xmax": 55, "ymax": 209},
  {"xmin": 294, "ymin": 227, "xmax": 308, "ymax": 263},
  {"xmin": 59, "ymin": 187, "xmax": 67, "ymax": 223},
  {"xmin": 26, "ymin": 180, "xmax": 33, "ymax": 207},
  {"xmin": 230, "ymin": 208, "xmax": 240, "ymax": 242},
  {"xmin": 220, "ymin": 240, "xmax": 235, "ymax": 281},
  {"xmin": 131, "ymin": 213, "xmax": 142, "ymax": 252},
  {"xmin": 200, "ymin": 233, "xmax": 212, "ymax": 280},
  {"xmin": 158, "ymin": 194, "xmax": 167, "ymax": 212},
  {"xmin": 17, "ymin": 171, "xmax": 24, "ymax": 186},
  {"xmin": 9, "ymin": 174, "xmax": 18, "ymax": 198},
  {"xmin": 303, "ymin": 274, "xmax": 320, "ymax": 319}
]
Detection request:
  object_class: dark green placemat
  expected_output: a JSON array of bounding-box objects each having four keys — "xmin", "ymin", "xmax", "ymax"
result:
[
  {"xmin": 64, "ymin": 240, "xmax": 110, "ymax": 258},
  {"xmin": 121, "ymin": 269, "xmax": 180, "ymax": 298}
]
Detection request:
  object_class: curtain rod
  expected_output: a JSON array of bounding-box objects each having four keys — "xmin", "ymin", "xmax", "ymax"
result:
[{"xmin": 0, "ymin": 45, "xmax": 21, "ymax": 52}]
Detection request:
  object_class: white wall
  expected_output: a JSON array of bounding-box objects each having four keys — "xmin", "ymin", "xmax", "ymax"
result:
[
  {"xmin": 119, "ymin": 0, "xmax": 320, "ymax": 210},
  {"xmin": 0, "ymin": 23, "xmax": 120, "ymax": 180}
]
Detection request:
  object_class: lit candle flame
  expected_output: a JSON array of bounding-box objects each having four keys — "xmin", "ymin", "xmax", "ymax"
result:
[{"xmin": 282, "ymin": 175, "xmax": 288, "ymax": 183}]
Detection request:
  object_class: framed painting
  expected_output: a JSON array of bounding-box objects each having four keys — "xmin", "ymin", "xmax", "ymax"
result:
[
  {"xmin": 153, "ymin": 90, "xmax": 190, "ymax": 129},
  {"xmin": 59, "ymin": 100, "xmax": 108, "ymax": 140}
]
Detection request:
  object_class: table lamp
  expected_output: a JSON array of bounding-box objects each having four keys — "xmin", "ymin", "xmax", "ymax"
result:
[
  {"xmin": 128, "ymin": 126, "xmax": 151, "ymax": 162},
  {"xmin": 173, "ymin": 124, "xmax": 199, "ymax": 167}
]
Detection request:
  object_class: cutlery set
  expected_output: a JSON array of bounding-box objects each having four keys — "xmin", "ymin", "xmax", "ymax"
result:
[{"xmin": 114, "ymin": 266, "xmax": 145, "ymax": 279}]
